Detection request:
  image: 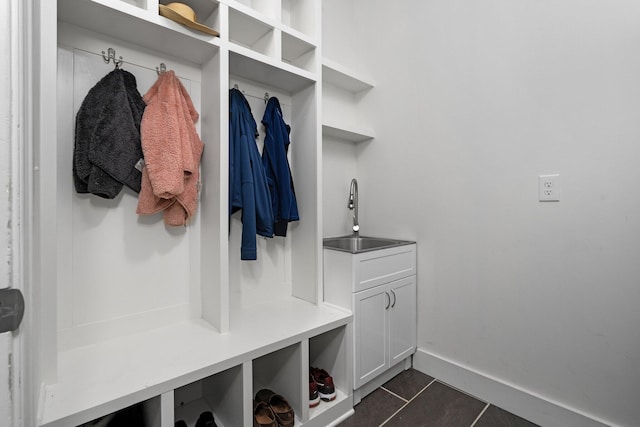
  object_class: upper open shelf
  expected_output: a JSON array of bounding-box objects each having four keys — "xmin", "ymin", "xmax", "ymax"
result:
[
  {"xmin": 229, "ymin": 50, "xmax": 316, "ymax": 93},
  {"xmin": 58, "ymin": 0, "xmax": 220, "ymax": 65},
  {"xmin": 225, "ymin": 0, "xmax": 279, "ymax": 21},
  {"xmin": 282, "ymin": 30, "xmax": 316, "ymax": 73},
  {"xmin": 322, "ymin": 58, "xmax": 374, "ymax": 93},
  {"xmin": 224, "ymin": 0, "xmax": 318, "ymax": 38},
  {"xmin": 228, "ymin": 6, "xmax": 277, "ymax": 57},
  {"xmin": 322, "ymin": 122, "xmax": 375, "ymax": 143}
]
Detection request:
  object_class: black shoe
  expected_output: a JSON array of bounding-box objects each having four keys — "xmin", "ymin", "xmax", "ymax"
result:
[
  {"xmin": 195, "ymin": 411, "xmax": 217, "ymax": 427},
  {"xmin": 175, "ymin": 421, "xmax": 187, "ymax": 427}
]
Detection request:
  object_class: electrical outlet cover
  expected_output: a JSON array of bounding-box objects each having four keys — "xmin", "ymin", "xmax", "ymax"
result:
[{"xmin": 539, "ymin": 174, "xmax": 560, "ymax": 202}]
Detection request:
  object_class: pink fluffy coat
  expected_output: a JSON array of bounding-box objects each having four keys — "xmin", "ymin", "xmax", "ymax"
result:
[{"xmin": 136, "ymin": 71, "xmax": 204, "ymax": 226}]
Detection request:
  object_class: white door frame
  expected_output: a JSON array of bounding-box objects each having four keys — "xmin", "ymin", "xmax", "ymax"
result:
[
  {"xmin": 2, "ymin": 0, "xmax": 34, "ymax": 426},
  {"xmin": 1, "ymin": 0, "xmax": 15, "ymax": 424}
]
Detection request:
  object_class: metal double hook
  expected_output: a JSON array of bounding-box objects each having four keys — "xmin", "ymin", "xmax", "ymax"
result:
[
  {"xmin": 101, "ymin": 47, "xmax": 123, "ymax": 69},
  {"xmin": 102, "ymin": 48, "xmax": 168, "ymax": 76},
  {"xmin": 156, "ymin": 63, "xmax": 167, "ymax": 75},
  {"xmin": 233, "ymin": 84, "xmax": 270, "ymax": 104}
]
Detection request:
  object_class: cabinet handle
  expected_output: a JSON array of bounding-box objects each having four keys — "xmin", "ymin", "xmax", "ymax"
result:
[
  {"xmin": 390, "ymin": 289, "xmax": 396, "ymax": 308},
  {"xmin": 385, "ymin": 291, "xmax": 390, "ymax": 310}
]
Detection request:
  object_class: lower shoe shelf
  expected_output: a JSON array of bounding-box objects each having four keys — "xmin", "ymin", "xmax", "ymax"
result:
[{"xmin": 40, "ymin": 298, "xmax": 352, "ymax": 427}]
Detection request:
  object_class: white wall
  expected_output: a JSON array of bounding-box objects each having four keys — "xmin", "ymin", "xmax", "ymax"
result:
[
  {"xmin": 322, "ymin": 136, "xmax": 358, "ymax": 237},
  {"xmin": 321, "ymin": 0, "xmax": 360, "ymax": 71},
  {"xmin": 321, "ymin": 0, "xmax": 360, "ymax": 237},
  {"xmin": 324, "ymin": 1, "xmax": 640, "ymax": 426}
]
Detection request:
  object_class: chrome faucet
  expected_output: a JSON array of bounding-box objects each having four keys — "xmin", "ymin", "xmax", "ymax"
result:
[{"xmin": 348, "ymin": 178, "xmax": 360, "ymax": 236}]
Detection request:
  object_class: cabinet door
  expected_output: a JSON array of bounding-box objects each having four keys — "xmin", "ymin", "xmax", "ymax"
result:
[
  {"xmin": 353, "ymin": 285, "xmax": 389, "ymax": 389},
  {"xmin": 388, "ymin": 276, "xmax": 417, "ymax": 366}
]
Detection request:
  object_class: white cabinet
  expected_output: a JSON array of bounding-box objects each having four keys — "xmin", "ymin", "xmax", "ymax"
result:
[
  {"xmin": 30, "ymin": 0, "xmax": 354, "ymax": 426},
  {"xmin": 353, "ymin": 283, "xmax": 388, "ymax": 387},
  {"xmin": 324, "ymin": 243, "xmax": 417, "ymax": 390},
  {"xmin": 353, "ymin": 276, "xmax": 416, "ymax": 389},
  {"xmin": 388, "ymin": 277, "xmax": 417, "ymax": 367}
]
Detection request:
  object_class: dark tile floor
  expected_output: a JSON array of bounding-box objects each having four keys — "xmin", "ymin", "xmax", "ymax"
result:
[{"xmin": 338, "ymin": 369, "xmax": 540, "ymax": 427}]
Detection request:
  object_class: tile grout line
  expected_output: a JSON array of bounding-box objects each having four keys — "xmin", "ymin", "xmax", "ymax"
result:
[
  {"xmin": 469, "ymin": 402, "xmax": 491, "ymax": 427},
  {"xmin": 380, "ymin": 386, "xmax": 409, "ymax": 403},
  {"xmin": 379, "ymin": 378, "xmax": 438, "ymax": 426}
]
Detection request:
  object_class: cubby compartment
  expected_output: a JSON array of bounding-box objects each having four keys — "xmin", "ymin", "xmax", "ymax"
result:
[
  {"xmin": 322, "ymin": 81, "xmax": 375, "ymax": 143},
  {"xmin": 54, "ymin": 22, "xmax": 218, "ymax": 352},
  {"xmin": 58, "ymin": 0, "xmax": 220, "ymax": 65},
  {"xmin": 227, "ymin": 53, "xmax": 319, "ymax": 316},
  {"xmin": 229, "ymin": 51, "xmax": 316, "ymax": 93},
  {"xmin": 322, "ymin": 59, "xmax": 375, "ymax": 143},
  {"xmin": 158, "ymin": 0, "xmax": 221, "ymax": 35},
  {"xmin": 229, "ymin": 8, "xmax": 276, "ymax": 58},
  {"xmin": 282, "ymin": 0, "xmax": 317, "ymax": 37},
  {"xmin": 231, "ymin": 0, "xmax": 279, "ymax": 20},
  {"xmin": 309, "ymin": 326, "xmax": 352, "ymax": 423},
  {"xmin": 174, "ymin": 365, "xmax": 244, "ymax": 427},
  {"xmin": 227, "ymin": 77, "xmax": 295, "ymax": 308},
  {"xmin": 78, "ymin": 399, "xmax": 160, "ymax": 427},
  {"xmin": 282, "ymin": 32, "xmax": 316, "ymax": 73},
  {"xmin": 253, "ymin": 344, "xmax": 304, "ymax": 426}
]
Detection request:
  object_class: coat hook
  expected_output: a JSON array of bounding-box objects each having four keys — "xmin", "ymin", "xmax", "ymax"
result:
[
  {"xmin": 233, "ymin": 83, "xmax": 239, "ymax": 89},
  {"xmin": 156, "ymin": 63, "xmax": 167, "ymax": 75},
  {"xmin": 101, "ymin": 47, "xmax": 123, "ymax": 69},
  {"xmin": 264, "ymin": 92, "xmax": 269, "ymax": 104}
]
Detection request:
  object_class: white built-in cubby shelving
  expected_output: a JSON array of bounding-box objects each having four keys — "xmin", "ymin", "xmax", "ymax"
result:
[
  {"xmin": 33, "ymin": 0, "xmax": 353, "ymax": 426},
  {"xmin": 321, "ymin": 58, "xmax": 375, "ymax": 143}
]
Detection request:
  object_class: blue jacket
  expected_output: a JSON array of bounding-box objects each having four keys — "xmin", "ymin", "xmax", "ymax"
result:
[
  {"xmin": 261, "ymin": 97, "xmax": 299, "ymax": 236},
  {"xmin": 229, "ymin": 89, "xmax": 273, "ymax": 260}
]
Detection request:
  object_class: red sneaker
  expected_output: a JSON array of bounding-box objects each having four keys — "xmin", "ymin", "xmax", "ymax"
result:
[
  {"xmin": 311, "ymin": 367, "xmax": 336, "ymax": 401},
  {"xmin": 309, "ymin": 374, "xmax": 320, "ymax": 407}
]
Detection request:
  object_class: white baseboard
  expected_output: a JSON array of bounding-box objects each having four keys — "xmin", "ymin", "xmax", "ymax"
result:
[{"xmin": 413, "ymin": 348, "xmax": 616, "ymax": 427}]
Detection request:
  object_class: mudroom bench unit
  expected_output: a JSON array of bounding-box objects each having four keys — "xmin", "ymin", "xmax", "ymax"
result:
[
  {"xmin": 33, "ymin": 0, "xmax": 353, "ymax": 426},
  {"xmin": 41, "ymin": 299, "xmax": 352, "ymax": 427}
]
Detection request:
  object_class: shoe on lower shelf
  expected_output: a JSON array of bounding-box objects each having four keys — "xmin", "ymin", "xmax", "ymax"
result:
[
  {"xmin": 195, "ymin": 411, "xmax": 217, "ymax": 427},
  {"xmin": 311, "ymin": 367, "xmax": 337, "ymax": 402},
  {"xmin": 309, "ymin": 374, "xmax": 320, "ymax": 408},
  {"xmin": 254, "ymin": 400, "xmax": 278, "ymax": 427},
  {"xmin": 255, "ymin": 389, "xmax": 295, "ymax": 427}
]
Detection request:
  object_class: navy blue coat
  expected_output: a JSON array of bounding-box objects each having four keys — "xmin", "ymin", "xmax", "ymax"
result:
[
  {"xmin": 261, "ymin": 97, "xmax": 299, "ymax": 236},
  {"xmin": 229, "ymin": 89, "xmax": 273, "ymax": 260}
]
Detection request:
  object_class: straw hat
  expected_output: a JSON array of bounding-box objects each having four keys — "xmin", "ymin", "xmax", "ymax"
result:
[{"xmin": 159, "ymin": 3, "xmax": 219, "ymax": 36}]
